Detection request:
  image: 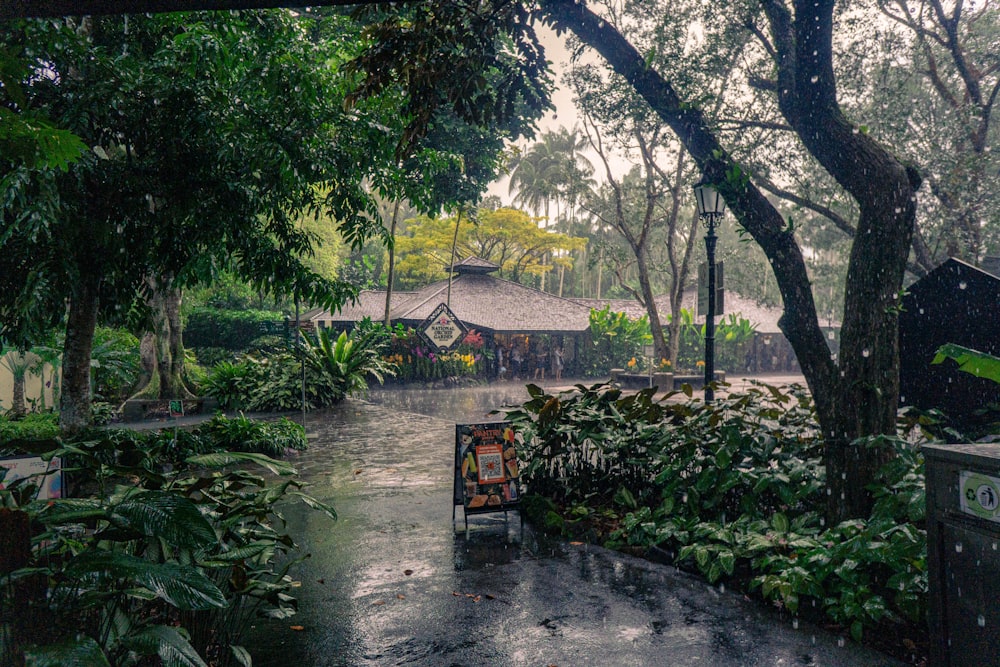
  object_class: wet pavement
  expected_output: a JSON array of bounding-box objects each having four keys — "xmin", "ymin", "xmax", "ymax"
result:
[{"xmin": 239, "ymin": 379, "xmax": 904, "ymax": 666}]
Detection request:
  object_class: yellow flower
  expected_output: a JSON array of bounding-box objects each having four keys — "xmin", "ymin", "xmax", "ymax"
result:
[
  {"xmin": 627, "ymin": 357, "xmax": 637, "ymax": 368},
  {"xmin": 696, "ymin": 360, "xmax": 706, "ymax": 367}
]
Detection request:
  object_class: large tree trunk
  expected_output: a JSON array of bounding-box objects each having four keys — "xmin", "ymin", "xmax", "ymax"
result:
[
  {"xmin": 542, "ymin": 0, "xmax": 920, "ymax": 521},
  {"xmin": 133, "ymin": 279, "xmax": 193, "ymax": 400},
  {"xmin": 384, "ymin": 199, "xmax": 401, "ymax": 327},
  {"xmin": 60, "ymin": 279, "xmax": 99, "ymax": 432}
]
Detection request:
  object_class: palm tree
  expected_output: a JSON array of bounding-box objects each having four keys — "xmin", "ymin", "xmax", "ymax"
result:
[
  {"xmin": 508, "ymin": 127, "xmax": 596, "ymax": 292},
  {"xmin": 1, "ymin": 347, "xmax": 32, "ymax": 418}
]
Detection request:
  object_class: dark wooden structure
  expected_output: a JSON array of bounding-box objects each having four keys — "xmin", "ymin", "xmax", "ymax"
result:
[{"xmin": 899, "ymin": 258, "xmax": 1000, "ymax": 421}]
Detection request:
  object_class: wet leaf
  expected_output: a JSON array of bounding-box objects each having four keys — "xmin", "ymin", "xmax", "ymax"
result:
[
  {"xmin": 289, "ymin": 626, "xmax": 304, "ymax": 631},
  {"xmin": 373, "ymin": 600, "xmax": 385, "ymax": 606},
  {"xmin": 396, "ymin": 594, "xmax": 405, "ymax": 600},
  {"xmin": 404, "ymin": 569, "xmax": 414, "ymax": 576}
]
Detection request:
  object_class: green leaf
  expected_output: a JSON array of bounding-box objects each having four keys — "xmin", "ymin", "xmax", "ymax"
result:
[
  {"xmin": 25, "ymin": 636, "xmax": 111, "ymax": 666},
  {"xmin": 718, "ymin": 550, "xmax": 736, "ymax": 575},
  {"xmin": 230, "ymin": 646, "xmax": 253, "ymax": 667},
  {"xmin": 111, "ymin": 491, "xmax": 217, "ymax": 549},
  {"xmin": 63, "ymin": 552, "xmax": 227, "ymax": 610},
  {"xmin": 771, "ymin": 512, "xmax": 790, "ymax": 533},
  {"xmin": 289, "ymin": 491, "xmax": 337, "ymax": 521},
  {"xmin": 932, "ymin": 343, "xmax": 1000, "ymax": 384},
  {"xmin": 123, "ymin": 625, "xmax": 207, "ymax": 667},
  {"xmin": 186, "ymin": 451, "xmax": 297, "ymax": 476}
]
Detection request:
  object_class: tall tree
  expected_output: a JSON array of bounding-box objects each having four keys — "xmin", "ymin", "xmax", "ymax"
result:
[
  {"xmin": 0, "ymin": 11, "xmax": 382, "ymax": 430},
  {"xmin": 393, "ymin": 207, "xmax": 585, "ymax": 288}
]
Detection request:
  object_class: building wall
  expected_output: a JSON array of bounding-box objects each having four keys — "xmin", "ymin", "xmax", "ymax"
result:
[{"xmin": 0, "ymin": 352, "xmax": 58, "ymax": 413}]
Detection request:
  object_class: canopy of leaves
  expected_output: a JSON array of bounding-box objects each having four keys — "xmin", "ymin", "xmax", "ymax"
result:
[
  {"xmin": 393, "ymin": 206, "xmax": 586, "ymax": 289},
  {"xmin": 0, "ymin": 11, "xmax": 385, "ymax": 346}
]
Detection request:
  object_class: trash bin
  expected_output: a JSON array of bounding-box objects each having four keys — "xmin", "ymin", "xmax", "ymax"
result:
[{"xmin": 924, "ymin": 443, "xmax": 1000, "ymax": 666}]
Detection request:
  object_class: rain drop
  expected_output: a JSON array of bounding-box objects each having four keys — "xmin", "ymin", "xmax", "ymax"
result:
[
  {"xmin": 810, "ymin": 75, "xmax": 819, "ymax": 83},
  {"xmin": 837, "ymin": 637, "xmax": 845, "ymax": 647},
  {"xmin": 978, "ymin": 615, "xmax": 986, "ymax": 627},
  {"xmin": 719, "ymin": 583, "xmax": 726, "ymax": 593},
  {"xmin": 862, "ymin": 348, "xmax": 871, "ymax": 358},
  {"xmin": 793, "ymin": 618, "xmax": 799, "ymax": 629},
  {"xmin": 919, "ymin": 308, "xmax": 925, "ymax": 314},
  {"xmin": 993, "ymin": 542, "xmax": 997, "ymax": 551},
  {"xmin": 959, "ymin": 281, "xmax": 968, "ymax": 290},
  {"xmin": 895, "ymin": 207, "xmax": 902, "ymax": 214},
  {"xmin": 956, "ymin": 542, "xmax": 964, "ymax": 553}
]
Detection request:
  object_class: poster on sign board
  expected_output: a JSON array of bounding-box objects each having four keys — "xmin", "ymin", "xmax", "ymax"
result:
[
  {"xmin": 454, "ymin": 422, "xmax": 520, "ymax": 514},
  {"xmin": 0, "ymin": 455, "xmax": 63, "ymax": 500}
]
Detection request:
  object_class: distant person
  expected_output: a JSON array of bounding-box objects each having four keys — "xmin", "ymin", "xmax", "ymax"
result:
[
  {"xmin": 511, "ymin": 345, "xmax": 523, "ymax": 379},
  {"xmin": 553, "ymin": 346, "xmax": 564, "ymax": 381},
  {"xmin": 495, "ymin": 343, "xmax": 505, "ymax": 380},
  {"xmin": 534, "ymin": 346, "xmax": 547, "ymax": 380}
]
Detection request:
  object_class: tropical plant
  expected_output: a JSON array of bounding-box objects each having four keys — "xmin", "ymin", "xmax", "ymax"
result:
[
  {"xmin": 932, "ymin": 343, "xmax": 1000, "ymax": 384},
  {"xmin": 89, "ymin": 327, "xmax": 141, "ymax": 405},
  {"xmin": 585, "ymin": 306, "xmax": 652, "ymax": 375},
  {"xmin": 199, "ymin": 361, "xmax": 254, "ymax": 411},
  {"xmin": 0, "ymin": 347, "xmax": 32, "ymax": 418},
  {"xmin": 300, "ymin": 327, "xmax": 396, "ymax": 398},
  {"xmin": 503, "ymin": 381, "xmax": 929, "ymax": 655},
  {"xmin": 0, "ymin": 421, "xmax": 326, "ymax": 667}
]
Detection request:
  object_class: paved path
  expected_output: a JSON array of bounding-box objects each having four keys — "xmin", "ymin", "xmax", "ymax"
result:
[{"xmin": 234, "ymin": 383, "xmax": 904, "ymax": 667}]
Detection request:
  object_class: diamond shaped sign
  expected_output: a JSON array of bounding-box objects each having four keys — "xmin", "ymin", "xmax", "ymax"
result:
[{"xmin": 418, "ymin": 303, "xmax": 468, "ymax": 352}]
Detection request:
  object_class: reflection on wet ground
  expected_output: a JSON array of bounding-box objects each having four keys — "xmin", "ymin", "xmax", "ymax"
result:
[{"xmin": 246, "ymin": 382, "xmax": 899, "ymax": 667}]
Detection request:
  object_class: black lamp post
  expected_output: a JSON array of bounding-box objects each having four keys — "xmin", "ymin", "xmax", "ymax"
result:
[{"xmin": 693, "ymin": 181, "xmax": 726, "ymax": 403}]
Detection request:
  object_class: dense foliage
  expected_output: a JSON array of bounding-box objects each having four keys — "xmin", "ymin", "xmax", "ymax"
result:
[
  {"xmin": 0, "ymin": 416, "xmax": 324, "ymax": 667},
  {"xmin": 200, "ymin": 327, "xmax": 395, "ymax": 411},
  {"xmin": 585, "ymin": 306, "xmax": 756, "ymax": 375},
  {"xmin": 384, "ymin": 326, "xmax": 488, "ymax": 383},
  {"xmin": 184, "ymin": 308, "xmax": 287, "ymax": 353},
  {"xmin": 504, "ymin": 382, "xmax": 929, "ymax": 657}
]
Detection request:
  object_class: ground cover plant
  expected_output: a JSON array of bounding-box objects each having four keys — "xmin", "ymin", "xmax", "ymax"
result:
[
  {"xmin": 0, "ymin": 416, "xmax": 326, "ymax": 667},
  {"xmin": 503, "ymin": 382, "xmax": 931, "ymax": 663}
]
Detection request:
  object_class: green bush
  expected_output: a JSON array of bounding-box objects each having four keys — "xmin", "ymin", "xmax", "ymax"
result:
[
  {"xmin": 201, "ymin": 328, "xmax": 395, "ymax": 412},
  {"xmin": 504, "ymin": 382, "xmax": 928, "ymax": 650},
  {"xmin": 185, "ymin": 307, "xmax": 286, "ymax": 351},
  {"xmin": 1, "ymin": 429, "xmax": 329, "ymax": 666},
  {"xmin": 0, "ymin": 412, "xmax": 60, "ymax": 448},
  {"xmin": 91, "ymin": 327, "xmax": 142, "ymax": 404}
]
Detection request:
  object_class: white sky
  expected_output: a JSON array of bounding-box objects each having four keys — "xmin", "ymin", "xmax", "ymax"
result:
[{"xmin": 486, "ymin": 23, "xmax": 586, "ymax": 205}]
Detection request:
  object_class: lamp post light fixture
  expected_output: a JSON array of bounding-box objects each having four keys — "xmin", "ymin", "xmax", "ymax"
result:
[{"xmin": 693, "ymin": 180, "xmax": 727, "ymax": 403}]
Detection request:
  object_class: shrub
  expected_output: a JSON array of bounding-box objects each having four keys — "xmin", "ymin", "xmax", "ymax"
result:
[
  {"xmin": 0, "ymin": 416, "xmax": 325, "ymax": 666},
  {"xmin": 185, "ymin": 307, "xmax": 286, "ymax": 351},
  {"xmin": 0, "ymin": 412, "xmax": 60, "ymax": 447},
  {"xmin": 91, "ymin": 327, "xmax": 141, "ymax": 404},
  {"xmin": 201, "ymin": 328, "xmax": 396, "ymax": 412},
  {"xmin": 504, "ymin": 382, "xmax": 928, "ymax": 652}
]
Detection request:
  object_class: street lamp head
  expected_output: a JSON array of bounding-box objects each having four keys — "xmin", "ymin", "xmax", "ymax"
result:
[{"xmin": 693, "ymin": 180, "xmax": 727, "ymax": 219}]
